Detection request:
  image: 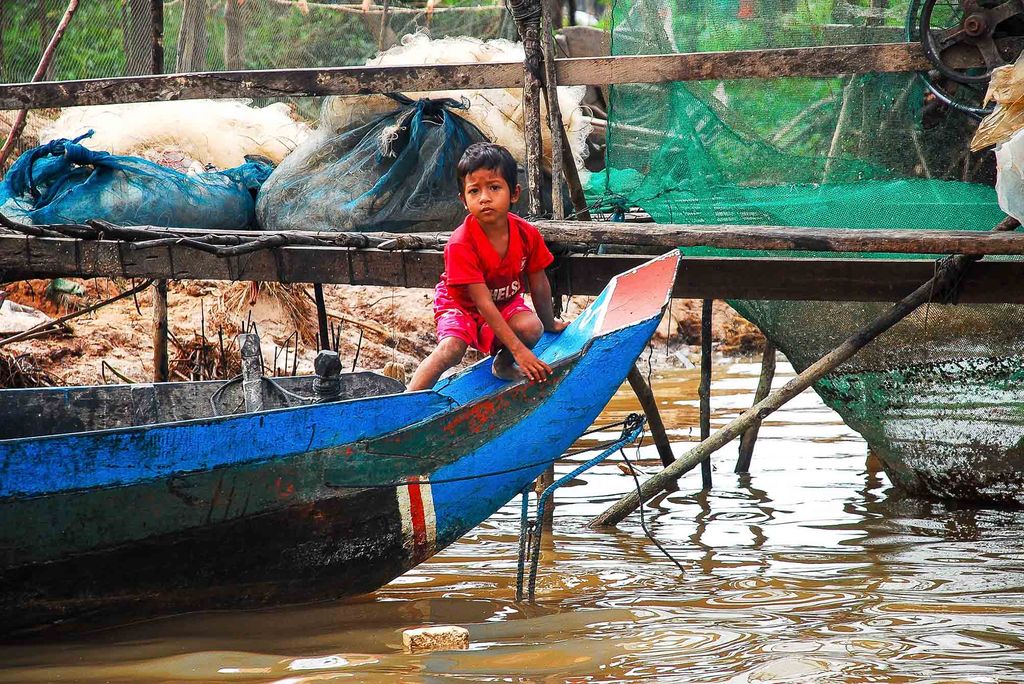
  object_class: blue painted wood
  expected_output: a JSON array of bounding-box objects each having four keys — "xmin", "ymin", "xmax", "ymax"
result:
[
  {"xmin": 0, "ymin": 390, "xmax": 454, "ymax": 498},
  {"xmin": 429, "ymin": 320, "xmax": 661, "ymax": 548}
]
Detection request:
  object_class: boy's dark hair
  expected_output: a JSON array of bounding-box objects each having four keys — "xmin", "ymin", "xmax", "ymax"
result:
[{"xmin": 457, "ymin": 142, "xmax": 518, "ymax": 192}]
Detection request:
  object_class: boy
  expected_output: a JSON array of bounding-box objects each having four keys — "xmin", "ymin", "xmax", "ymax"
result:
[{"xmin": 406, "ymin": 143, "xmax": 568, "ymax": 391}]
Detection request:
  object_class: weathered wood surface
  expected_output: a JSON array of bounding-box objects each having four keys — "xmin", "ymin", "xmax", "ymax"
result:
[
  {"xmin": 537, "ymin": 221, "xmax": 1024, "ymax": 255},
  {"xmin": 698, "ymin": 299, "xmax": 713, "ymax": 490},
  {"xmin": 10, "ymin": 222, "xmax": 1024, "ymax": 255},
  {"xmin": 735, "ymin": 342, "xmax": 777, "ymax": 474},
  {"xmin": 3, "ymin": 234, "xmax": 1024, "ymax": 302},
  {"xmin": 0, "ymin": 42, "xmax": 1008, "ymax": 110},
  {"xmin": 626, "ymin": 365, "xmax": 676, "ymax": 471}
]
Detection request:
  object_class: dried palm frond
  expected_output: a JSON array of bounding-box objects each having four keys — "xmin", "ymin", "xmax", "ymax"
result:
[{"xmin": 217, "ymin": 281, "xmax": 318, "ymax": 345}]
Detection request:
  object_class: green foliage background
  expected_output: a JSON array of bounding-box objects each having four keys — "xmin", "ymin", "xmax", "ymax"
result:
[{"xmin": 0, "ymin": 0, "xmax": 516, "ymax": 84}]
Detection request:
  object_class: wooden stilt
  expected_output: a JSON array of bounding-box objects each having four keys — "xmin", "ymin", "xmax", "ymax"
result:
[
  {"xmin": 626, "ymin": 365, "xmax": 678, "ymax": 492},
  {"xmin": 626, "ymin": 365, "xmax": 675, "ymax": 468},
  {"xmin": 148, "ymin": 20, "xmax": 167, "ymax": 384},
  {"xmin": 536, "ymin": 19, "xmax": 590, "ymax": 219},
  {"xmin": 535, "ymin": 464, "xmax": 555, "ymax": 529},
  {"xmin": 150, "ymin": 0, "xmax": 163, "ymax": 74},
  {"xmin": 698, "ymin": 299, "xmax": 713, "ymax": 489},
  {"xmin": 313, "ymin": 283, "xmax": 330, "ymax": 351},
  {"xmin": 589, "ymin": 253, "xmax": 977, "ymax": 527},
  {"xmin": 152, "ymin": 280, "xmax": 168, "ymax": 382},
  {"xmin": 509, "ymin": 0, "xmax": 544, "ymax": 216},
  {"xmin": 735, "ymin": 342, "xmax": 776, "ymax": 473},
  {"xmin": 540, "ymin": 6, "xmax": 564, "ymax": 220}
]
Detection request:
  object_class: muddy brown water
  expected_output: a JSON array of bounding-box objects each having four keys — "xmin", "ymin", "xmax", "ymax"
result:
[{"xmin": 3, "ymin": 359, "xmax": 1024, "ymax": 682}]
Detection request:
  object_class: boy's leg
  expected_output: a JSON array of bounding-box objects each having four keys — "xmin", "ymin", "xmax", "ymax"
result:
[
  {"xmin": 407, "ymin": 337, "xmax": 468, "ymax": 391},
  {"xmin": 491, "ymin": 311, "xmax": 544, "ymax": 380}
]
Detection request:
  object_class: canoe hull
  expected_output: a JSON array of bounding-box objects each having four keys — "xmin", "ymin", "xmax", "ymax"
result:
[
  {"xmin": 1, "ymin": 322, "xmax": 657, "ymax": 633},
  {"xmin": 1, "ymin": 252, "xmax": 679, "ymax": 634}
]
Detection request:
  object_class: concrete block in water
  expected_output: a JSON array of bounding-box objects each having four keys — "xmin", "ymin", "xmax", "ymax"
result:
[{"xmin": 402, "ymin": 625, "xmax": 470, "ymax": 653}]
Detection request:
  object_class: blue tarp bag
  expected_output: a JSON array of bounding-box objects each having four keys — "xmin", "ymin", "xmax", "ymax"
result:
[
  {"xmin": 258, "ymin": 96, "xmax": 525, "ymax": 233},
  {"xmin": 0, "ymin": 133, "xmax": 273, "ymax": 228}
]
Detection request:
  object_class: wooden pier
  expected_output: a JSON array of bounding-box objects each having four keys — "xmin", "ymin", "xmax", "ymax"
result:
[{"xmin": 2, "ymin": 223, "xmax": 1023, "ymax": 303}]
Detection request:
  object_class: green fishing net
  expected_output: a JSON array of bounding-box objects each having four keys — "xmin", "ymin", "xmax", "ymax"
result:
[{"xmin": 585, "ymin": 0, "xmax": 1024, "ymax": 502}]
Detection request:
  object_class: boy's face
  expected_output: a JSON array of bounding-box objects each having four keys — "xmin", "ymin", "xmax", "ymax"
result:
[{"xmin": 460, "ymin": 167, "xmax": 521, "ymax": 229}]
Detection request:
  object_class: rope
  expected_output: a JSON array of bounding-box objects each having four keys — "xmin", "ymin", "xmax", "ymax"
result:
[
  {"xmin": 619, "ymin": 424, "xmax": 687, "ymax": 573},
  {"xmin": 524, "ymin": 414, "xmax": 646, "ymax": 600}
]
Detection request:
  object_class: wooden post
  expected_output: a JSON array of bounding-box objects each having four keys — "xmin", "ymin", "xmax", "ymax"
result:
[
  {"xmin": 698, "ymin": 299, "xmax": 713, "ymax": 489},
  {"xmin": 176, "ymin": 0, "xmax": 208, "ymax": 73},
  {"xmin": 735, "ymin": 342, "xmax": 776, "ymax": 473},
  {"xmin": 152, "ymin": 279, "xmax": 168, "ymax": 382},
  {"xmin": 149, "ymin": 0, "xmax": 168, "ymax": 384},
  {"xmin": 223, "ymin": 0, "xmax": 243, "ymax": 71},
  {"xmin": 151, "ymin": 0, "xmax": 164, "ymax": 73},
  {"xmin": 237, "ymin": 332, "xmax": 264, "ymax": 412},
  {"xmin": 540, "ymin": 6, "xmax": 564, "ymax": 220},
  {"xmin": 536, "ymin": 19, "xmax": 591, "ymax": 219},
  {"xmin": 509, "ymin": 0, "xmax": 544, "ymax": 216},
  {"xmin": 510, "ymin": 0, "xmax": 554, "ymax": 520},
  {"xmin": 626, "ymin": 366, "xmax": 675, "ymax": 467},
  {"xmin": 534, "ymin": 465, "xmax": 555, "ymax": 529},
  {"xmin": 589, "ymin": 253, "xmax": 977, "ymax": 527},
  {"xmin": 313, "ymin": 283, "xmax": 330, "ymax": 351},
  {"xmin": 626, "ymin": 365, "xmax": 678, "ymax": 492}
]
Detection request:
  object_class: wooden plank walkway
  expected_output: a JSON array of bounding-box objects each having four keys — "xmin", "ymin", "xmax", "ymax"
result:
[{"xmin": 2, "ymin": 231, "xmax": 1023, "ymax": 302}]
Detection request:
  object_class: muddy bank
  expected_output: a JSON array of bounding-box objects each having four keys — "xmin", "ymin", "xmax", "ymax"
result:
[{"xmin": 0, "ymin": 278, "xmax": 763, "ymax": 387}]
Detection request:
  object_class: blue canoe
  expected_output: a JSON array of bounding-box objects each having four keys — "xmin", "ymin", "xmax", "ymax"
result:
[{"xmin": 0, "ymin": 251, "xmax": 680, "ymax": 633}]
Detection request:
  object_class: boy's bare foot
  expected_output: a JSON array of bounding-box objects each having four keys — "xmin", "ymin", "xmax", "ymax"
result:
[{"xmin": 491, "ymin": 348, "xmax": 524, "ymax": 381}]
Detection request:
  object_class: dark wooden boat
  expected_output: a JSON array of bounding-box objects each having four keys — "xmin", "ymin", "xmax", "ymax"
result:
[{"xmin": 0, "ymin": 251, "xmax": 680, "ymax": 634}]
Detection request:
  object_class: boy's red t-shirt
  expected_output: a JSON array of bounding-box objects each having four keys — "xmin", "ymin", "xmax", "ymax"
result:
[{"xmin": 437, "ymin": 212, "xmax": 554, "ymax": 313}]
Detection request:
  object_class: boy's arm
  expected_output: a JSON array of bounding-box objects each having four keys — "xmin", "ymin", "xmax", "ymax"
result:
[
  {"xmin": 464, "ymin": 283, "xmax": 553, "ymax": 382},
  {"xmin": 527, "ymin": 269, "xmax": 569, "ymax": 333}
]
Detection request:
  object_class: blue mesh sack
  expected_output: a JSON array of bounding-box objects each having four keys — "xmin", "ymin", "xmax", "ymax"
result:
[
  {"xmin": 257, "ymin": 96, "xmax": 533, "ymax": 233},
  {"xmin": 0, "ymin": 133, "xmax": 273, "ymax": 228}
]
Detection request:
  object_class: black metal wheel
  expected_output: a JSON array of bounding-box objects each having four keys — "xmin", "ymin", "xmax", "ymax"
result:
[
  {"xmin": 919, "ymin": 0, "xmax": 1024, "ymax": 84},
  {"xmin": 908, "ymin": 0, "xmax": 995, "ymax": 119}
]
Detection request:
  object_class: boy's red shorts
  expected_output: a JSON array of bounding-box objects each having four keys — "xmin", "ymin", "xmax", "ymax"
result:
[{"xmin": 434, "ymin": 284, "xmax": 533, "ymax": 356}]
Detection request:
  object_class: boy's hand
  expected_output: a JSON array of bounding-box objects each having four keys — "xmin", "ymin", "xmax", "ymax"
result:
[
  {"xmin": 513, "ymin": 347, "xmax": 553, "ymax": 383},
  {"xmin": 547, "ymin": 319, "xmax": 570, "ymax": 333}
]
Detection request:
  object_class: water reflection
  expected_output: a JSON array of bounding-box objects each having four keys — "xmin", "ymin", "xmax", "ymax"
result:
[{"xmin": 2, "ymin": 360, "xmax": 1023, "ymax": 682}]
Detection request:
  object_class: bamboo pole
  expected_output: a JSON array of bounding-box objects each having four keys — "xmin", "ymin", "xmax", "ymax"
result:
[
  {"xmin": 0, "ymin": 0, "xmax": 79, "ymax": 170},
  {"xmin": 589, "ymin": 253, "xmax": 977, "ymax": 527},
  {"xmin": 698, "ymin": 299, "xmax": 713, "ymax": 489},
  {"xmin": 734, "ymin": 341, "xmax": 776, "ymax": 474}
]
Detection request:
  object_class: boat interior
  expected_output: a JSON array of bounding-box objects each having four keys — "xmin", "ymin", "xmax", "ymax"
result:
[{"xmin": 0, "ymin": 372, "xmax": 405, "ymax": 441}]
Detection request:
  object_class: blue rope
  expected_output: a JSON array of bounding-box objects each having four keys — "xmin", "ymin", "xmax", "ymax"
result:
[{"xmin": 524, "ymin": 413, "xmax": 646, "ymax": 602}]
